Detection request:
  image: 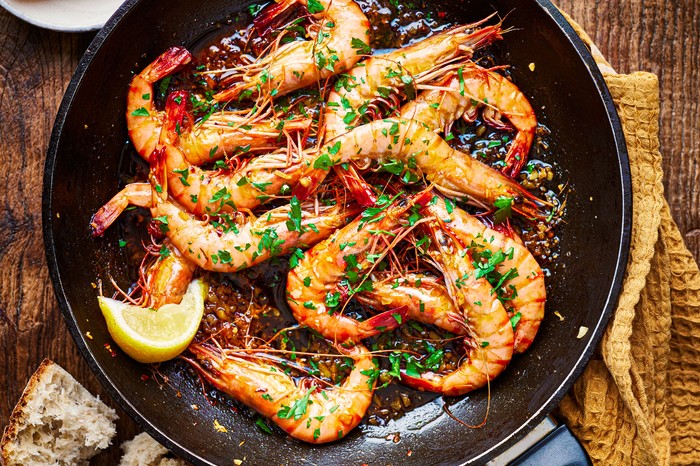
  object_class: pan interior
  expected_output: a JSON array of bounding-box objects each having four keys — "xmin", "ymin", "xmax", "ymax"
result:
[{"xmin": 43, "ymin": 0, "xmax": 629, "ymax": 464}]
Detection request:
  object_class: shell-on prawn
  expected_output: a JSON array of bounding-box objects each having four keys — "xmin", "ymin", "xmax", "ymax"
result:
[
  {"xmin": 323, "ymin": 17, "xmax": 503, "ymax": 204},
  {"xmin": 324, "ymin": 17, "xmax": 504, "ymax": 140},
  {"xmin": 149, "ymin": 148, "xmax": 353, "ymax": 273},
  {"xmin": 159, "ymin": 91, "xmax": 314, "ymax": 216},
  {"xmin": 400, "ymin": 64, "xmax": 536, "ymax": 177},
  {"xmin": 400, "ymin": 207, "xmax": 514, "ymax": 396},
  {"xmin": 295, "ymin": 118, "xmax": 549, "ymax": 219},
  {"xmin": 214, "ymin": 0, "xmax": 370, "ymax": 102},
  {"xmin": 186, "ymin": 342, "xmax": 376, "ymax": 443},
  {"xmin": 423, "ymin": 197, "xmax": 545, "ymax": 353}
]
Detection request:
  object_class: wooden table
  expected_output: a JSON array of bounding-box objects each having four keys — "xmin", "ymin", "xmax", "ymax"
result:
[{"xmin": 0, "ymin": 1, "xmax": 697, "ymax": 463}]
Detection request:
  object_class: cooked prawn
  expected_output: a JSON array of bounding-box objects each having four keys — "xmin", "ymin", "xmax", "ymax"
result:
[
  {"xmin": 149, "ymin": 147, "xmax": 353, "ymax": 272},
  {"xmin": 356, "ymin": 273, "xmax": 467, "ymax": 335},
  {"xmin": 156, "ymin": 91, "xmax": 314, "ymax": 216},
  {"xmin": 127, "ymin": 47, "xmax": 191, "ymax": 159},
  {"xmin": 295, "ymin": 118, "xmax": 548, "ymax": 219},
  {"xmin": 324, "ymin": 17, "xmax": 503, "ymax": 140},
  {"xmin": 286, "ymin": 191, "xmax": 433, "ymax": 345},
  {"xmin": 185, "ymin": 342, "xmax": 376, "ymax": 443},
  {"xmin": 423, "ymin": 197, "xmax": 545, "ymax": 353},
  {"xmin": 214, "ymin": 0, "xmax": 370, "ymax": 102},
  {"xmin": 400, "ymin": 210, "xmax": 514, "ymax": 396},
  {"xmin": 126, "ymin": 47, "xmax": 307, "ymax": 164},
  {"xmin": 400, "ymin": 64, "xmax": 536, "ymax": 177}
]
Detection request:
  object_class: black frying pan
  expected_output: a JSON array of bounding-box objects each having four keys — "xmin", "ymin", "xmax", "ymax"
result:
[{"xmin": 42, "ymin": 0, "xmax": 631, "ymax": 464}]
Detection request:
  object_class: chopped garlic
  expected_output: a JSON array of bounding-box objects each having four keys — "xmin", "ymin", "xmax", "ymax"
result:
[
  {"xmin": 213, "ymin": 419, "xmax": 228, "ymax": 433},
  {"xmin": 577, "ymin": 326, "xmax": 589, "ymax": 339},
  {"xmin": 528, "ymin": 62, "xmax": 536, "ymax": 71}
]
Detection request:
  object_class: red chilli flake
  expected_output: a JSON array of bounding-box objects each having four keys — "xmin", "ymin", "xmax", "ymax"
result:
[
  {"xmin": 104, "ymin": 343, "xmax": 116, "ymax": 357},
  {"xmin": 437, "ymin": 11, "xmax": 446, "ymax": 19},
  {"xmin": 141, "ymin": 375, "xmax": 150, "ymax": 381}
]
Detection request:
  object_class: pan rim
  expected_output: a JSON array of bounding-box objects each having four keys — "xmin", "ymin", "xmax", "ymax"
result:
[{"xmin": 42, "ymin": 0, "xmax": 632, "ymax": 464}]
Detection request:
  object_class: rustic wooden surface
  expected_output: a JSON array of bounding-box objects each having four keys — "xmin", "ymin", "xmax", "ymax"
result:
[{"xmin": 0, "ymin": 1, "xmax": 697, "ymax": 464}]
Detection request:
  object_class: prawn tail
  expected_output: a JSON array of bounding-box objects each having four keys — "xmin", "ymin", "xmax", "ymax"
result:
[
  {"xmin": 144, "ymin": 46, "xmax": 192, "ymax": 83},
  {"xmin": 409, "ymin": 187, "xmax": 437, "ymax": 210},
  {"xmin": 501, "ymin": 130, "xmax": 534, "ymax": 178},
  {"xmin": 358, "ymin": 306, "xmax": 409, "ymax": 335},
  {"xmin": 163, "ymin": 90, "xmax": 192, "ymax": 140},
  {"xmin": 90, "ymin": 183, "xmax": 152, "ymax": 237},
  {"xmin": 149, "ymin": 146, "xmax": 170, "ymax": 203},
  {"xmin": 399, "ymin": 370, "xmax": 444, "ymax": 393},
  {"xmin": 254, "ymin": 0, "xmax": 299, "ymax": 35},
  {"xmin": 334, "ymin": 164, "xmax": 377, "ymax": 207},
  {"xmin": 90, "ymin": 199, "xmax": 129, "ymax": 238}
]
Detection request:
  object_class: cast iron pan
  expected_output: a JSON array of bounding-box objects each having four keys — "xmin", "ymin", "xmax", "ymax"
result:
[{"xmin": 43, "ymin": 0, "xmax": 631, "ymax": 464}]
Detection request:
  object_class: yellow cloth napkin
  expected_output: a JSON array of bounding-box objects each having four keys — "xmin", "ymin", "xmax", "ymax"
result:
[{"xmin": 554, "ymin": 13, "xmax": 700, "ymax": 466}]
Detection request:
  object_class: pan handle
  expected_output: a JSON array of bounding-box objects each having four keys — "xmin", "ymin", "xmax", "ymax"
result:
[{"xmin": 510, "ymin": 423, "xmax": 591, "ymax": 466}]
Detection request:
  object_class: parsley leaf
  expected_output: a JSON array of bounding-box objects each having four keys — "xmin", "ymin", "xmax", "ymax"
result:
[
  {"xmin": 493, "ymin": 196, "xmax": 514, "ymax": 224},
  {"xmin": 286, "ymin": 196, "xmax": 303, "ymax": 232},
  {"xmin": 130, "ymin": 107, "xmax": 150, "ymax": 117},
  {"xmin": 307, "ymin": 0, "xmax": 324, "ymax": 14},
  {"xmin": 351, "ymin": 37, "xmax": 371, "ymax": 55}
]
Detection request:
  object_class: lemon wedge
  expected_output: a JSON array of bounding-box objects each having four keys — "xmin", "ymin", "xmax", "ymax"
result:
[{"xmin": 98, "ymin": 279, "xmax": 206, "ymax": 363}]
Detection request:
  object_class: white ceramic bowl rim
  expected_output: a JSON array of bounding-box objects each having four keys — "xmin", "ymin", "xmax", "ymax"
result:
[{"xmin": 0, "ymin": 0, "xmax": 123, "ymax": 32}]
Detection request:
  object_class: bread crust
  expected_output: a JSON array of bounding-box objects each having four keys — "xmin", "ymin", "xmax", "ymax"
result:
[{"xmin": 0, "ymin": 358, "xmax": 55, "ymax": 464}]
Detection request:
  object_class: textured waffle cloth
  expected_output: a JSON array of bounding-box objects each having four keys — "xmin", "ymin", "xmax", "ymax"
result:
[{"xmin": 553, "ymin": 12, "xmax": 700, "ymax": 466}]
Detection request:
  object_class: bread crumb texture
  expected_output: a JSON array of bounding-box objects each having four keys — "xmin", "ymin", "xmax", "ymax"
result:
[
  {"xmin": 119, "ymin": 432, "xmax": 188, "ymax": 466},
  {"xmin": 1, "ymin": 359, "xmax": 117, "ymax": 466}
]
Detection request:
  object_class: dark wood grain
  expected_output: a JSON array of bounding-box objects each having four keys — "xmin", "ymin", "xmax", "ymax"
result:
[
  {"xmin": 0, "ymin": 2, "xmax": 698, "ymax": 464},
  {"xmin": 0, "ymin": 10, "xmax": 139, "ymax": 464},
  {"xmin": 557, "ymin": 0, "xmax": 700, "ymax": 261}
]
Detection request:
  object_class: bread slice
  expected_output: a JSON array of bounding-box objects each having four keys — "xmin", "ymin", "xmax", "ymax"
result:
[
  {"xmin": 0, "ymin": 359, "xmax": 118, "ymax": 466},
  {"xmin": 119, "ymin": 432, "xmax": 188, "ymax": 466}
]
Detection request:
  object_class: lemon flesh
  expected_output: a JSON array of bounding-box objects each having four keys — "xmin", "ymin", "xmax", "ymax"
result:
[{"xmin": 98, "ymin": 279, "xmax": 206, "ymax": 363}]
